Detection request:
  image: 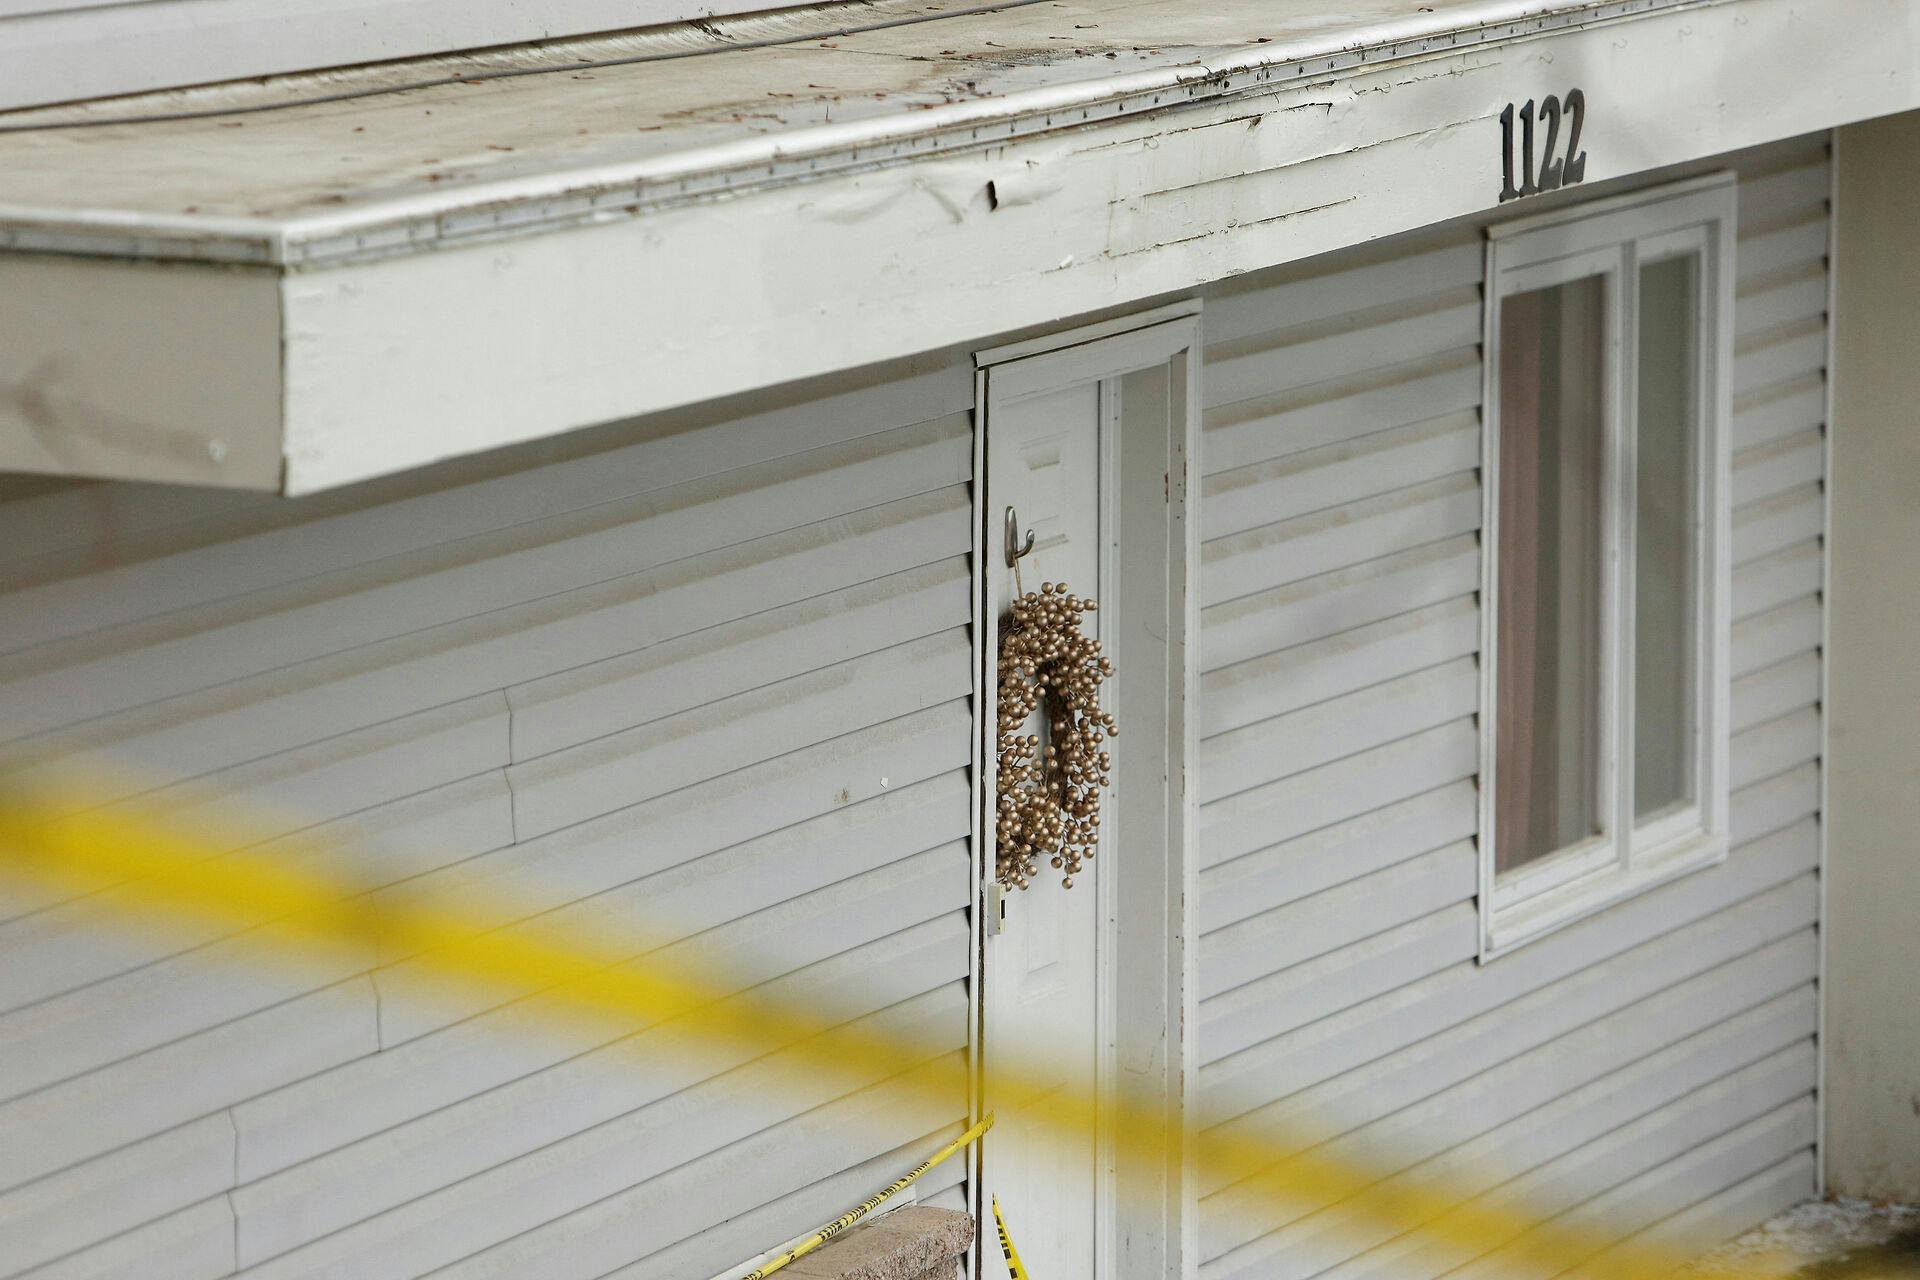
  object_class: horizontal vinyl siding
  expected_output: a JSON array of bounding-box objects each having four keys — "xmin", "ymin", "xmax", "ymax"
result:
[
  {"xmin": 1192, "ymin": 139, "xmax": 1831, "ymax": 1278},
  {"xmin": 0, "ymin": 356, "xmax": 977, "ymax": 1279}
]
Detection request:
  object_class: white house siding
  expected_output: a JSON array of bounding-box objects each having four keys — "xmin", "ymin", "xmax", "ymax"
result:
[
  {"xmin": 0, "ymin": 355, "xmax": 977, "ymax": 1279},
  {"xmin": 1192, "ymin": 136, "xmax": 1833, "ymax": 1278}
]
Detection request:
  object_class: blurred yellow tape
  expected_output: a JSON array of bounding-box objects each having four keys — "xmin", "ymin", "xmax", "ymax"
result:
[{"xmin": 0, "ymin": 778, "xmax": 1777, "ymax": 1280}]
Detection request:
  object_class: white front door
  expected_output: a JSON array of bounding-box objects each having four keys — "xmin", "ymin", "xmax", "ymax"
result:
[
  {"xmin": 977, "ymin": 307, "xmax": 1205, "ymax": 1280},
  {"xmin": 981, "ymin": 374, "xmax": 1109, "ymax": 1280}
]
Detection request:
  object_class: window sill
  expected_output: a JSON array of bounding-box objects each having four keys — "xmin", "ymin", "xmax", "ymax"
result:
[{"xmin": 1480, "ymin": 830, "xmax": 1728, "ymax": 962}]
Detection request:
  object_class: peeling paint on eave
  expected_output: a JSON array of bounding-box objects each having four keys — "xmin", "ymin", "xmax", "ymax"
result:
[{"xmin": 0, "ymin": 0, "xmax": 1723, "ymax": 267}]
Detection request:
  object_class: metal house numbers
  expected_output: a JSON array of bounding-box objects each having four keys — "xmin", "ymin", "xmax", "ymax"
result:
[{"xmin": 1498, "ymin": 89, "xmax": 1589, "ymax": 202}]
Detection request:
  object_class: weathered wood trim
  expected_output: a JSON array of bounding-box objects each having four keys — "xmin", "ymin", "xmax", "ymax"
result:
[
  {"xmin": 0, "ymin": 0, "xmax": 1752, "ymax": 267},
  {"xmin": 2, "ymin": 0, "xmax": 1901, "ymax": 492},
  {"xmin": 274, "ymin": 0, "xmax": 1908, "ymax": 492},
  {"xmin": 0, "ymin": 0, "xmax": 806, "ymax": 114},
  {"xmin": 0, "ymin": 254, "xmax": 283, "ymax": 488}
]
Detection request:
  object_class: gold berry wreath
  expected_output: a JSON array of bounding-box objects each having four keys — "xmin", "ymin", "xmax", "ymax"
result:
[{"xmin": 994, "ymin": 581, "xmax": 1118, "ymax": 891}]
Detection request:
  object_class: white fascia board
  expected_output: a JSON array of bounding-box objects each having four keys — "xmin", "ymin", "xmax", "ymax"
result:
[
  {"xmin": 253, "ymin": 0, "xmax": 1700, "ymax": 265},
  {"xmin": 3, "ymin": 0, "xmax": 1916, "ymax": 493},
  {"xmin": 0, "ymin": 0, "xmax": 1740, "ymax": 268},
  {"xmin": 273, "ymin": 0, "xmax": 1914, "ymax": 494}
]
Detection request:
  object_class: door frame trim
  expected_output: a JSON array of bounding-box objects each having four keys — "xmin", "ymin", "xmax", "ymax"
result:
[{"xmin": 969, "ymin": 300, "xmax": 1202, "ymax": 1280}]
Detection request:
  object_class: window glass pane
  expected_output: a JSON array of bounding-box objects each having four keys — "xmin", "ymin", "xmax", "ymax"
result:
[
  {"xmin": 1496, "ymin": 276, "xmax": 1608, "ymax": 875},
  {"xmin": 1634, "ymin": 255, "xmax": 1701, "ymax": 823}
]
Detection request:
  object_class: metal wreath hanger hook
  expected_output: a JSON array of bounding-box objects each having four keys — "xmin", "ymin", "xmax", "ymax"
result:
[{"xmin": 1004, "ymin": 505, "xmax": 1036, "ymax": 569}]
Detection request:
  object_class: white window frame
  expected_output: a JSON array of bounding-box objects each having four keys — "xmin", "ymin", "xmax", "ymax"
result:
[{"xmin": 1478, "ymin": 173, "xmax": 1737, "ymax": 960}]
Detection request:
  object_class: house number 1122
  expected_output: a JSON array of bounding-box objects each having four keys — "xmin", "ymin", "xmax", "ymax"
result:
[{"xmin": 1499, "ymin": 90, "xmax": 1588, "ymax": 202}]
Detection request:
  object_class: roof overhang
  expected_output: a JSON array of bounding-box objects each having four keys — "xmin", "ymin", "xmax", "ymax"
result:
[{"xmin": 1, "ymin": 0, "xmax": 1914, "ymax": 494}]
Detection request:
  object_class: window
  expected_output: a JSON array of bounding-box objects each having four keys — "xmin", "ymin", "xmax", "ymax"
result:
[{"xmin": 1478, "ymin": 175, "xmax": 1736, "ymax": 958}]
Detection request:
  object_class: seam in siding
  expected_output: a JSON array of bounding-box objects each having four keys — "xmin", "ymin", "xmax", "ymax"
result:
[{"xmin": 0, "ymin": 425, "xmax": 969, "ymax": 716}]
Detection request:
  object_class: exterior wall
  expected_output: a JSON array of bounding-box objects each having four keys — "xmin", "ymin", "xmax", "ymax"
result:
[
  {"xmin": 1192, "ymin": 136, "xmax": 1835, "ymax": 1277},
  {"xmin": 1825, "ymin": 107, "xmax": 1920, "ymax": 1201},
  {"xmin": 0, "ymin": 357, "xmax": 976, "ymax": 1278},
  {"xmin": 0, "ymin": 132, "xmax": 1846, "ymax": 1279}
]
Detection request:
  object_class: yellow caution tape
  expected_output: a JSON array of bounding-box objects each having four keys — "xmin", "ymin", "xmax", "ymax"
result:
[
  {"xmin": 739, "ymin": 1114, "xmax": 995, "ymax": 1280},
  {"xmin": 0, "ymin": 776, "xmax": 1783, "ymax": 1280},
  {"xmin": 991, "ymin": 1195, "xmax": 1031, "ymax": 1280}
]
